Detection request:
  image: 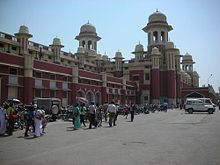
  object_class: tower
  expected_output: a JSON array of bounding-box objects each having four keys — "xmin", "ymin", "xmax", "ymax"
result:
[
  {"xmin": 142, "ymin": 10, "xmax": 173, "ymax": 54},
  {"xmin": 132, "ymin": 42, "xmax": 146, "ymax": 61},
  {"xmin": 75, "ymin": 22, "xmax": 101, "ymax": 55},
  {"xmin": 15, "ymin": 25, "xmax": 33, "ymax": 104},
  {"xmin": 182, "ymin": 53, "xmax": 199, "ymax": 87},
  {"xmin": 113, "ymin": 51, "xmax": 124, "ymax": 77},
  {"xmin": 151, "ymin": 47, "xmax": 161, "ymax": 104},
  {"xmin": 15, "ymin": 25, "xmax": 33, "ymax": 55},
  {"xmin": 50, "ymin": 37, "xmax": 64, "ymax": 63}
]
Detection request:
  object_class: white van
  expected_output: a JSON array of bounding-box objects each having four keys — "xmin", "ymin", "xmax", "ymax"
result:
[{"xmin": 184, "ymin": 98, "xmax": 215, "ymax": 114}]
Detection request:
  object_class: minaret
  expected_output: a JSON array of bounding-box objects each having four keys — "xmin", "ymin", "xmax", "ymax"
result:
[
  {"xmin": 132, "ymin": 42, "xmax": 146, "ymax": 61},
  {"xmin": 15, "ymin": 25, "xmax": 33, "ymax": 104},
  {"xmin": 50, "ymin": 37, "xmax": 64, "ymax": 63},
  {"xmin": 15, "ymin": 25, "xmax": 33, "ymax": 55},
  {"xmin": 151, "ymin": 47, "xmax": 161, "ymax": 104},
  {"xmin": 182, "ymin": 53, "xmax": 199, "ymax": 87},
  {"xmin": 113, "ymin": 51, "xmax": 124, "ymax": 77},
  {"xmin": 182, "ymin": 52, "xmax": 195, "ymax": 72},
  {"xmin": 165, "ymin": 41, "xmax": 180, "ymax": 105},
  {"xmin": 114, "ymin": 51, "xmax": 124, "ymax": 71},
  {"xmin": 75, "ymin": 22, "xmax": 101, "ymax": 55},
  {"xmin": 142, "ymin": 10, "xmax": 173, "ymax": 54}
]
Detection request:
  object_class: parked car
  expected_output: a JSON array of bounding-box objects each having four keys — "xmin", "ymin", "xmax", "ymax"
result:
[{"xmin": 184, "ymin": 98, "xmax": 215, "ymax": 114}]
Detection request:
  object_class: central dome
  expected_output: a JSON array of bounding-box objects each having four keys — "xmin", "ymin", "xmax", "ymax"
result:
[
  {"xmin": 80, "ymin": 22, "xmax": 96, "ymax": 33},
  {"xmin": 149, "ymin": 10, "xmax": 167, "ymax": 23}
]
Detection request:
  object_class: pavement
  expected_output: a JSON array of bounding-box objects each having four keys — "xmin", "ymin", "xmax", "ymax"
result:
[{"xmin": 1, "ymin": 108, "xmax": 220, "ymax": 165}]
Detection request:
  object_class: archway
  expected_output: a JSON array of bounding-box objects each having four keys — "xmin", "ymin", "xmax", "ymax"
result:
[
  {"xmin": 86, "ymin": 91, "xmax": 94, "ymax": 104},
  {"xmin": 95, "ymin": 92, "xmax": 101, "ymax": 105}
]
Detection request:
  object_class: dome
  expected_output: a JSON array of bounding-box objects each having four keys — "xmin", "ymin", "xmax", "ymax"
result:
[
  {"xmin": 77, "ymin": 46, "xmax": 85, "ymax": 53},
  {"xmin": 115, "ymin": 51, "xmax": 123, "ymax": 58},
  {"xmin": 151, "ymin": 47, "xmax": 160, "ymax": 55},
  {"xmin": 193, "ymin": 71, "xmax": 199, "ymax": 77},
  {"xmin": 52, "ymin": 37, "xmax": 61, "ymax": 45},
  {"xmin": 102, "ymin": 55, "xmax": 108, "ymax": 61},
  {"xmin": 19, "ymin": 25, "xmax": 29, "ymax": 34},
  {"xmin": 135, "ymin": 43, "xmax": 144, "ymax": 52},
  {"xmin": 165, "ymin": 41, "xmax": 174, "ymax": 49},
  {"xmin": 96, "ymin": 54, "xmax": 102, "ymax": 60},
  {"xmin": 182, "ymin": 52, "xmax": 193, "ymax": 61},
  {"xmin": 149, "ymin": 10, "xmax": 167, "ymax": 23},
  {"xmin": 15, "ymin": 25, "xmax": 32, "ymax": 37},
  {"xmin": 80, "ymin": 22, "xmax": 96, "ymax": 33}
]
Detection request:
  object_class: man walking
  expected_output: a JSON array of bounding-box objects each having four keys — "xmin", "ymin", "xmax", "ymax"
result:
[{"xmin": 107, "ymin": 101, "xmax": 117, "ymax": 127}]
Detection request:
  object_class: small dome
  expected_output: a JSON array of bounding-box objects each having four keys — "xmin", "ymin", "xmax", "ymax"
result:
[
  {"xmin": 149, "ymin": 10, "xmax": 167, "ymax": 23},
  {"xmin": 165, "ymin": 41, "xmax": 174, "ymax": 49},
  {"xmin": 80, "ymin": 22, "xmax": 96, "ymax": 33},
  {"xmin": 115, "ymin": 51, "xmax": 123, "ymax": 58},
  {"xmin": 102, "ymin": 54, "xmax": 108, "ymax": 61},
  {"xmin": 52, "ymin": 37, "xmax": 61, "ymax": 45},
  {"xmin": 193, "ymin": 71, "xmax": 199, "ymax": 77},
  {"xmin": 19, "ymin": 25, "xmax": 30, "ymax": 34},
  {"xmin": 182, "ymin": 52, "xmax": 193, "ymax": 61},
  {"xmin": 151, "ymin": 47, "xmax": 160, "ymax": 55},
  {"xmin": 96, "ymin": 54, "xmax": 102, "ymax": 60},
  {"xmin": 135, "ymin": 43, "xmax": 144, "ymax": 52},
  {"xmin": 77, "ymin": 46, "xmax": 85, "ymax": 53}
]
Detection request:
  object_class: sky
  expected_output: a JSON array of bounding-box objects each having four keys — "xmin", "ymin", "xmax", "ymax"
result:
[{"xmin": 0, "ymin": 0, "xmax": 219, "ymax": 92}]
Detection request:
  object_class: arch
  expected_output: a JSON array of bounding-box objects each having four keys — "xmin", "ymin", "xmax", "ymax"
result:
[
  {"xmin": 153, "ymin": 31, "xmax": 158, "ymax": 43},
  {"xmin": 82, "ymin": 41, "xmax": 86, "ymax": 48},
  {"xmin": 161, "ymin": 31, "xmax": 165, "ymax": 42},
  {"xmin": 86, "ymin": 90, "xmax": 94, "ymax": 103},
  {"xmin": 95, "ymin": 92, "xmax": 101, "ymax": 105},
  {"xmin": 77, "ymin": 90, "xmax": 85, "ymax": 98},
  {"xmin": 185, "ymin": 92, "xmax": 205, "ymax": 99},
  {"xmin": 88, "ymin": 40, "xmax": 92, "ymax": 49}
]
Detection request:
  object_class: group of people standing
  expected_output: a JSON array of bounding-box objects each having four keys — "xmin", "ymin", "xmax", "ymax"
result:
[
  {"xmin": 71, "ymin": 101, "xmax": 136, "ymax": 130},
  {"xmin": 0, "ymin": 102, "xmax": 47, "ymax": 138}
]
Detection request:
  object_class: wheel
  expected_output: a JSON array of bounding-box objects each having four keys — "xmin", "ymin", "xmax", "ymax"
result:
[
  {"xmin": 188, "ymin": 109, "xmax": 193, "ymax": 114},
  {"xmin": 208, "ymin": 109, "xmax": 213, "ymax": 114}
]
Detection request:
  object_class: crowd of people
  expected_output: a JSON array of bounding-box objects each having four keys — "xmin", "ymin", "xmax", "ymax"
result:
[
  {"xmin": 0, "ymin": 100, "xmax": 172, "ymax": 137},
  {"xmin": 70, "ymin": 101, "xmax": 137, "ymax": 130},
  {"xmin": 0, "ymin": 102, "xmax": 47, "ymax": 138}
]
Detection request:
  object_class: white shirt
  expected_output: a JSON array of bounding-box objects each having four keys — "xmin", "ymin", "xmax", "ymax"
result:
[{"xmin": 107, "ymin": 104, "xmax": 116, "ymax": 113}]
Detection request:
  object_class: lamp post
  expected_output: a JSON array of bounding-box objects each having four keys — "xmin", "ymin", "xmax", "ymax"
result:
[{"xmin": 207, "ymin": 74, "xmax": 213, "ymax": 85}]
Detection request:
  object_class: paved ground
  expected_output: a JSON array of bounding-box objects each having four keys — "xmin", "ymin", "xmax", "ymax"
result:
[{"xmin": 1, "ymin": 108, "xmax": 220, "ymax": 165}]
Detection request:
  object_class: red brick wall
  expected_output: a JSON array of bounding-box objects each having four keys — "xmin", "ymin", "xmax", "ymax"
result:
[
  {"xmin": 0, "ymin": 52, "xmax": 24, "ymax": 66},
  {"xmin": 34, "ymin": 60, "xmax": 72, "ymax": 75},
  {"xmin": 151, "ymin": 69, "xmax": 160, "ymax": 99}
]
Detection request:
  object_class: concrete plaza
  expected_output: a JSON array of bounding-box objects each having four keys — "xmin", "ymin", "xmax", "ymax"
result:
[{"xmin": 1, "ymin": 109, "xmax": 220, "ymax": 165}]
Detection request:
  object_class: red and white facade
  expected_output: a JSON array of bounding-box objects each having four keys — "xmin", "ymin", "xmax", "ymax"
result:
[{"xmin": 0, "ymin": 11, "xmax": 216, "ymax": 106}]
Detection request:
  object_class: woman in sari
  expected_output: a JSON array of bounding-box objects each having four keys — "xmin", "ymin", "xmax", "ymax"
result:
[{"xmin": 72, "ymin": 103, "xmax": 80, "ymax": 130}]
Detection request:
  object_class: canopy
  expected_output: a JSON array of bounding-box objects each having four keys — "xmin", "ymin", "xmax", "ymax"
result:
[{"xmin": 76, "ymin": 97, "xmax": 88, "ymax": 104}]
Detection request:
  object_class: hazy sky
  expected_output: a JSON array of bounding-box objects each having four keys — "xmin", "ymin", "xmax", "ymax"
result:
[{"xmin": 0, "ymin": 0, "xmax": 219, "ymax": 92}]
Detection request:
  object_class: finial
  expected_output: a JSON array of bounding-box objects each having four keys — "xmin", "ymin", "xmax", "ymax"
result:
[
  {"xmin": 138, "ymin": 41, "xmax": 140, "ymax": 44},
  {"xmin": 87, "ymin": 20, "xmax": 89, "ymax": 24},
  {"xmin": 156, "ymin": 8, "xmax": 158, "ymax": 12},
  {"xmin": 118, "ymin": 49, "xmax": 120, "ymax": 52}
]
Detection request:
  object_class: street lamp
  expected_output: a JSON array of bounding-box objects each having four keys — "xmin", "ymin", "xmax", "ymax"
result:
[{"xmin": 207, "ymin": 74, "xmax": 213, "ymax": 85}]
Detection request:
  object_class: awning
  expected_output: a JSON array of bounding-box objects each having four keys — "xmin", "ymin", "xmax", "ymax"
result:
[{"xmin": 76, "ymin": 97, "xmax": 88, "ymax": 104}]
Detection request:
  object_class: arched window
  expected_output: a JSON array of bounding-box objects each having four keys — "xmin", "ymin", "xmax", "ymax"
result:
[
  {"xmin": 88, "ymin": 40, "xmax": 92, "ymax": 49},
  {"xmin": 161, "ymin": 31, "xmax": 165, "ymax": 42},
  {"xmin": 95, "ymin": 92, "xmax": 101, "ymax": 105},
  {"xmin": 86, "ymin": 91, "xmax": 94, "ymax": 104},
  {"xmin": 82, "ymin": 41, "xmax": 86, "ymax": 48},
  {"xmin": 153, "ymin": 31, "xmax": 158, "ymax": 43}
]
